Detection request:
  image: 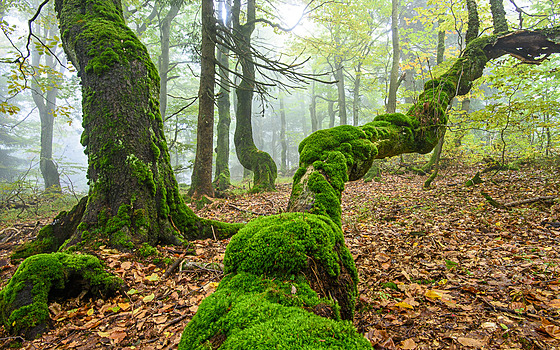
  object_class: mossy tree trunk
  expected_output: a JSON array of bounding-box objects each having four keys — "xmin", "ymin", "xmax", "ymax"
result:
[
  {"xmin": 287, "ymin": 28, "xmax": 560, "ymax": 224},
  {"xmin": 24, "ymin": 0, "xmax": 243, "ymax": 255},
  {"xmin": 189, "ymin": 0, "xmax": 216, "ymax": 198},
  {"xmin": 231, "ymin": 0, "xmax": 277, "ymax": 192},
  {"xmin": 213, "ymin": 0, "xmax": 232, "ymax": 191}
]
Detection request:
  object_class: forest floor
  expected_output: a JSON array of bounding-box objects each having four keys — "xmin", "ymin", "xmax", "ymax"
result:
[{"xmin": 1, "ymin": 160, "xmax": 559, "ymax": 349}]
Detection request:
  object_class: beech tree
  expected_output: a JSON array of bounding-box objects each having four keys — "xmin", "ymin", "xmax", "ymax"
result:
[{"xmin": 13, "ymin": 0, "xmax": 241, "ymax": 259}]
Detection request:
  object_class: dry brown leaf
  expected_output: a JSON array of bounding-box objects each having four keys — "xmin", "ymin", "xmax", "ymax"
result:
[
  {"xmin": 400, "ymin": 338, "xmax": 417, "ymax": 349},
  {"xmin": 457, "ymin": 337, "xmax": 485, "ymax": 348}
]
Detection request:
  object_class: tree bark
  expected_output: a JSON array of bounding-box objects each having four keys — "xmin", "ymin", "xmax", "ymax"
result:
[
  {"xmin": 280, "ymin": 97, "xmax": 287, "ymax": 174},
  {"xmin": 231, "ymin": 0, "xmax": 277, "ymax": 191},
  {"xmin": 490, "ymin": 0, "xmax": 508, "ymax": 33},
  {"xmin": 352, "ymin": 62, "xmax": 362, "ymax": 127},
  {"xmin": 190, "ymin": 0, "xmax": 216, "ymax": 198},
  {"xmin": 158, "ymin": 1, "xmax": 181, "ymax": 120},
  {"xmin": 213, "ymin": 0, "xmax": 232, "ymax": 191},
  {"xmin": 333, "ymin": 57, "xmax": 347, "ymax": 125},
  {"xmin": 386, "ymin": 0, "xmax": 400, "ymax": 113}
]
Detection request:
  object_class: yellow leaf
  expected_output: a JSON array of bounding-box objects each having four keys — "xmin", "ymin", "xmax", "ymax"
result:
[
  {"xmin": 98, "ymin": 331, "xmax": 111, "ymax": 338},
  {"xmin": 118, "ymin": 302, "xmax": 130, "ymax": 310},
  {"xmin": 425, "ymin": 290, "xmax": 443, "ymax": 300},
  {"xmin": 146, "ymin": 273, "xmax": 159, "ymax": 282},
  {"xmin": 87, "ymin": 308, "xmax": 94, "ymax": 316},
  {"xmin": 143, "ymin": 293, "xmax": 155, "ymax": 302},
  {"xmin": 395, "ymin": 301, "xmax": 414, "ymax": 309}
]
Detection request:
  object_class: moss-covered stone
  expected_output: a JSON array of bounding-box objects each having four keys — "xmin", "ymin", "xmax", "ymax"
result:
[{"xmin": 0, "ymin": 252, "xmax": 122, "ymax": 339}]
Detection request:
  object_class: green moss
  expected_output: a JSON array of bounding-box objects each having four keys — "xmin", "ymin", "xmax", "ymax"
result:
[
  {"xmin": 225, "ymin": 213, "xmax": 353, "ymax": 279},
  {"xmin": 137, "ymin": 242, "xmax": 158, "ymax": 257},
  {"xmin": 0, "ymin": 253, "xmax": 122, "ymax": 338},
  {"xmin": 179, "ymin": 273, "xmax": 371, "ymax": 350}
]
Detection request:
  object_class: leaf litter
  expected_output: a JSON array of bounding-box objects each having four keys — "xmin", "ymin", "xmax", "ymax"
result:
[{"xmin": 0, "ymin": 163, "xmax": 559, "ymax": 349}]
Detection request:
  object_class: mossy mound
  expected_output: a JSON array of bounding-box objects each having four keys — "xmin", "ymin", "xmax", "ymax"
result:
[
  {"xmin": 178, "ymin": 273, "xmax": 371, "ymax": 350},
  {"xmin": 0, "ymin": 252, "xmax": 122, "ymax": 339},
  {"xmin": 179, "ymin": 213, "xmax": 370, "ymax": 349}
]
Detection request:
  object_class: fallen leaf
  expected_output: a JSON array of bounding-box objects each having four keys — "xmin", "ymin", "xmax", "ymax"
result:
[
  {"xmin": 401, "ymin": 338, "xmax": 417, "ymax": 349},
  {"xmin": 395, "ymin": 301, "xmax": 414, "ymax": 309},
  {"xmin": 118, "ymin": 302, "xmax": 130, "ymax": 310},
  {"xmin": 457, "ymin": 337, "xmax": 485, "ymax": 348},
  {"xmin": 425, "ymin": 290, "xmax": 443, "ymax": 300},
  {"xmin": 143, "ymin": 293, "xmax": 155, "ymax": 302}
]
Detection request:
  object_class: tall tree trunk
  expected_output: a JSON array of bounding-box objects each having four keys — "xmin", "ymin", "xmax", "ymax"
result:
[
  {"xmin": 333, "ymin": 57, "xmax": 347, "ymax": 125},
  {"xmin": 158, "ymin": 2, "xmax": 181, "ymax": 120},
  {"xmin": 386, "ymin": 0, "xmax": 400, "ymax": 113},
  {"xmin": 31, "ymin": 24, "xmax": 61, "ymax": 193},
  {"xmin": 421, "ymin": 19, "xmax": 447, "ymax": 175},
  {"xmin": 328, "ymin": 99, "xmax": 335, "ymax": 128},
  {"xmin": 352, "ymin": 62, "xmax": 362, "ymax": 126},
  {"xmin": 213, "ymin": 0, "xmax": 232, "ymax": 191},
  {"xmin": 280, "ymin": 97, "xmax": 287, "ymax": 174},
  {"xmin": 26, "ymin": 0, "xmax": 242, "ymax": 255},
  {"xmin": 231, "ymin": 0, "xmax": 277, "ymax": 191},
  {"xmin": 190, "ymin": 0, "xmax": 216, "ymax": 198}
]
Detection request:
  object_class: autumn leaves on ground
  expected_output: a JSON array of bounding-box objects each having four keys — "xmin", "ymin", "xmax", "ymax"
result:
[{"xmin": 1, "ymin": 160, "xmax": 559, "ymax": 349}]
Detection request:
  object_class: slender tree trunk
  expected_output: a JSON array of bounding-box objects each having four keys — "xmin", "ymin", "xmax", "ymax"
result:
[
  {"xmin": 213, "ymin": 0, "xmax": 232, "ymax": 191},
  {"xmin": 421, "ymin": 19, "xmax": 447, "ymax": 175},
  {"xmin": 158, "ymin": 2, "xmax": 181, "ymax": 120},
  {"xmin": 386, "ymin": 0, "xmax": 400, "ymax": 113},
  {"xmin": 309, "ymin": 97, "xmax": 318, "ymax": 133},
  {"xmin": 333, "ymin": 58, "xmax": 347, "ymax": 125},
  {"xmin": 190, "ymin": 0, "xmax": 216, "ymax": 198},
  {"xmin": 328, "ymin": 100, "xmax": 335, "ymax": 128},
  {"xmin": 31, "ymin": 24, "xmax": 61, "ymax": 193},
  {"xmin": 352, "ymin": 62, "xmax": 362, "ymax": 126},
  {"xmin": 232, "ymin": 0, "xmax": 277, "ymax": 191},
  {"xmin": 280, "ymin": 97, "xmax": 287, "ymax": 174}
]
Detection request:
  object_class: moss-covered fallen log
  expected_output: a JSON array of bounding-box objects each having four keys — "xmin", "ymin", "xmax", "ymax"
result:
[{"xmin": 0, "ymin": 253, "xmax": 122, "ymax": 339}]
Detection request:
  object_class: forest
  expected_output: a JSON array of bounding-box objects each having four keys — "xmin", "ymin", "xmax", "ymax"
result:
[{"xmin": 0, "ymin": 0, "xmax": 559, "ymax": 348}]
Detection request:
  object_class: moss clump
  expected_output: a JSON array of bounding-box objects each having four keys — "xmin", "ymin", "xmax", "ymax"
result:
[
  {"xmin": 0, "ymin": 253, "xmax": 122, "ymax": 339},
  {"xmin": 225, "ymin": 213, "xmax": 356, "ymax": 281},
  {"xmin": 179, "ymin": 273, "xmax": 371, "ymax": 350},
  {"xmin": 137, "ymin": 242, "xmax": 158, "ymax": 257}
]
